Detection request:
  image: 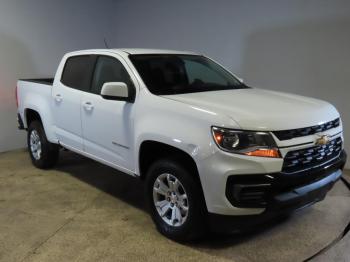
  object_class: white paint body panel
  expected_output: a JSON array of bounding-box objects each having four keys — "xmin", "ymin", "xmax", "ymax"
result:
[
  {"xmin": 81, "ymin": 91, "xmax": 134, "ymax": 171},
  {"xmin": 163, "ymin": 88, "xmax": 340, "ymax": 131},
  {"xmin": 17, "ymin": 49, "xmax": 344, "ymax": 216},
  {"xmin": 52, "ymin": 82, "xmax": 83, "ymax": 151},
  {"xmin": 101, "ymin": 82, "xmax": 128, "ymax": 98}
]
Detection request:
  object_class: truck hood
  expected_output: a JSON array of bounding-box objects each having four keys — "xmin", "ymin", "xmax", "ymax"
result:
[{"xmin": 162, "ymin": 88, "xmax": 339, "ymax": 131}]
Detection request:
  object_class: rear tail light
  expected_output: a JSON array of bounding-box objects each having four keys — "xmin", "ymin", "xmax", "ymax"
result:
[{"xmin": 15, "ymin": 85, "xmax": 19, "ymax": 107}]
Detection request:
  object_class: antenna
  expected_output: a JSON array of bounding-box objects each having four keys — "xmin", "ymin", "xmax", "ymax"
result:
[{"xmin": 103, "ymin": 38, "xmax": 109, "ymax": 49}]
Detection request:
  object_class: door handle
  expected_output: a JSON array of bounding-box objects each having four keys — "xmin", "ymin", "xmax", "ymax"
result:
[
  {"xmin": 55, "ymin": 94, "xmax": 62, "ymax": 102},
  {"xmin": 83, "ymin": 101, "xmax": 94, "ymax": 111}
]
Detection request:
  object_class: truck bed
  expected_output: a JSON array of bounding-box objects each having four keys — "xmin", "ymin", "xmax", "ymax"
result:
[
  {"xmin": 17, "ymin": 78, "xmax": 54, "ymax": 131},
  {"xmin": 19, "ymin": 78, "xmax": 54, "ymax": 86}
]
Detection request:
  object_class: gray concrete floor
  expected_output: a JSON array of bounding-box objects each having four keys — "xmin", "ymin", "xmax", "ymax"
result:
[{"xmin": 0, "ymin": 149, "xmax": 349, "ymax": 262}]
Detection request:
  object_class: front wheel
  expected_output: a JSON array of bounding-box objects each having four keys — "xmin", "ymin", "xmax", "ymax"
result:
[
  {"xmin": 145, "ymin": 158, "xmax": 206, "ymax": 241},
  {"xmin": 27, "ymin": 121, "xmax": 59, "ymax": 169}
]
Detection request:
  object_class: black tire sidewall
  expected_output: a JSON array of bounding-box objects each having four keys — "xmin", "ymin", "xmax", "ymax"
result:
[
  {"xmin": 145, "ymin": 159, "xmax": 206, "ymax": 241},
  {"xmin": 27, "ymin": 121, "xmax": 58, "ymax": 169}
]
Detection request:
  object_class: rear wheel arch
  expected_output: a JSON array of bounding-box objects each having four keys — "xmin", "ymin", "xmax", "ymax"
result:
[{"xmin": 25, "ymin": 108, "xmax": 42, "ymax": 128}]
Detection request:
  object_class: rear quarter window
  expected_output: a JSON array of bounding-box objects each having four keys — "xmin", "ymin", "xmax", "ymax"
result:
[{"xmin": 61, "ymin": 55, "xmax": 96, "ymax": 91}]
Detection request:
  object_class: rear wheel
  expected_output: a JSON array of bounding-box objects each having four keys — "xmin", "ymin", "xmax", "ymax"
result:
[
  {"xmin": 145, "ymin": 158, "xmax": 206, "ymax": 241},
  {"xmin": 27, "ymin": 121, "xmax": 59, "ymax": 169}
]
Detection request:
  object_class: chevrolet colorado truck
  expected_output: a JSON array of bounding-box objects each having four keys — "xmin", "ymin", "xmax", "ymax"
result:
[{"xmin": 16, "ymin": 49, "xmax": 347, "ymax": 240}]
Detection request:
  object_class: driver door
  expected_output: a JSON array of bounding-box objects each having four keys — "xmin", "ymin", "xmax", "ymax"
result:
[{"xmin": 81, "ymin": 55, "xmax": 136, "ymax": 171}]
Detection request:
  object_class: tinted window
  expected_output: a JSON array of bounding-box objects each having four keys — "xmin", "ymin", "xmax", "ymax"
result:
[
  {"xmin": 61, "ymin": 55, "xmax": 96, "ymax": 91},
  {"xmin": 91, "ymin": 56, "xmax": 133, "ymax": 95},
  {"xmin": 129, "ymin": 54, "xmax": 247, "ymax": 95},
  {"xmin": 184, "ymin": 60, "xmax": 227, "ymax": 85}
]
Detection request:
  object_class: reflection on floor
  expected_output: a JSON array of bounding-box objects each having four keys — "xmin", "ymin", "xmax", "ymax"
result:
[{"xmin": 0, "ymin": 149, "xmax": 349, "ymax": 262}]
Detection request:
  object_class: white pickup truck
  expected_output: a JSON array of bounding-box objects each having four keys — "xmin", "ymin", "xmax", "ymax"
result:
[{"xmin": 16, "ymin": 49, "xmax": 347, "ymax": 240}]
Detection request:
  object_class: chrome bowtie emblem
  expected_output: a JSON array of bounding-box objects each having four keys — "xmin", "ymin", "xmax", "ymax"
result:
[{"xmin": 315, "ymin": 135, "xmax": 330, "ymax": 146}]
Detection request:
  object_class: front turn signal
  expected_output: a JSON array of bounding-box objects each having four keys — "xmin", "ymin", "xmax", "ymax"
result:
[{"xmin": 244, "ymin": 148, "xmax": 281, "ymax": 158}]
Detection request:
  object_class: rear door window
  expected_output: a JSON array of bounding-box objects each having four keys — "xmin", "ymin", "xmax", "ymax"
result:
[{"xmin": 61, "ymin": 55, "xmax": 96, "ymax": 91}]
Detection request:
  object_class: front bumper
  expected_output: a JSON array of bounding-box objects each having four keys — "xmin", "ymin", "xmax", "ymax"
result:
[
  {"xmin": 207, "ymin": 150, "xmax": 347, "ymax": 233},
  {"xmin": 225, "ymin": 150, "xmax": 346, "ymax": 209}
]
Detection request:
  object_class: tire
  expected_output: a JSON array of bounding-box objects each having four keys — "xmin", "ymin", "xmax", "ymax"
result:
[
  {"xmin": 27, "ymin": 121, "xmax": 59, "ymax": 169},
  {"xmin": 145, "ymin": 158, "xmax": 206, "ymax": 241}
]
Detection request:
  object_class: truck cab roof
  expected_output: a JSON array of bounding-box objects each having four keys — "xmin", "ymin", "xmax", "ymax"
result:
[
  {"xmin": 65, "ymin": 48, "xmax": 198, "ymax": 57},
  {"xmin": 116, "ymin": 48, "xmax": 198, "ymax": 55}
]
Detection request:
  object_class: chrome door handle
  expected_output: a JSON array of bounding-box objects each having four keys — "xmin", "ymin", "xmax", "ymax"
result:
[
  {"xmin": 55, "ymin": 94, "xmax": 62, "ymax": 102},
  {"xmin": 83, "ymin": 101, "xmax": 94, "ymax": 111}
]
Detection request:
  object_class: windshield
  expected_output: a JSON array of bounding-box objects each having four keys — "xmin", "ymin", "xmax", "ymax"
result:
[{"xmin": 129, "ymin": 54, "xmax": 248, "ymax": 95}]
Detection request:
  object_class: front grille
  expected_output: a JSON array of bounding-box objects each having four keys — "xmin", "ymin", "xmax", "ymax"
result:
[
  {"xmin": 282, "ymin": 137, "xmax": 342, "ymax": 173},
  {"xmin": 273, "ymin": 118, "xmax": 340, "ymax": 140}
]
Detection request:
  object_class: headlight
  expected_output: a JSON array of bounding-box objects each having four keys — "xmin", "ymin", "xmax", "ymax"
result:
[{"xmin": 211, "ymin": 126, "xmax": 281, "ymax": 158}]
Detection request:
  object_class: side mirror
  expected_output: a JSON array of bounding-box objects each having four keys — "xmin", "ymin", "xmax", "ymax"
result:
[{"xmin": 101, "ymin": 82, "xmax": 134, "ymax": 102}]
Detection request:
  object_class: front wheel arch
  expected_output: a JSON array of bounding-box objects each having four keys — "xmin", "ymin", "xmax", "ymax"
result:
[{"xmin": 138, "ymin": 140, "xmax": 200, "ymax": 181}]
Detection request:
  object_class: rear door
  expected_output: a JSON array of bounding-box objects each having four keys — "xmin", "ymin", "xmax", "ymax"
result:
[
  {"xmin": 52, "ymin": 55, "xmax": 96, "ymax": 150},
  {"xmin": 81, "ymin": 55, "xmax": 136, "ymax": 171}
]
